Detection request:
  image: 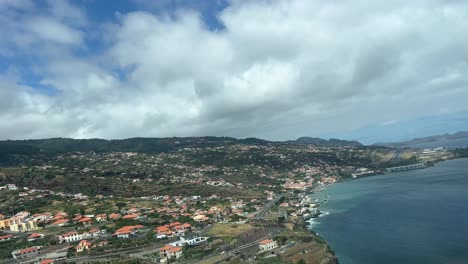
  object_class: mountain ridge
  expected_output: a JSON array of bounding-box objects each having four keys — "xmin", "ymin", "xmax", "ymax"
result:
[{"xmin": 0, "ymin": 136, "xmax": 362, "ymax": 156}]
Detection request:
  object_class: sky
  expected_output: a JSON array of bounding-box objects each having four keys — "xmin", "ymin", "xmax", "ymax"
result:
[{"xmin": 0, "ymin": 0, "xmax": 467, "ymax": 144}]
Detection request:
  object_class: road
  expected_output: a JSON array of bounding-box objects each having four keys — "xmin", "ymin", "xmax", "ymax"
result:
[
  {"xmin": 252, "ymin": 194, "xmax": 285, "ymax": 220},
  {"xmin": 179, "ymin": 235, "xmax": 272, "ymax": 264},
  {"xmin": 68, "ymin": 241, "xmax": 171, "ymax": 263}
]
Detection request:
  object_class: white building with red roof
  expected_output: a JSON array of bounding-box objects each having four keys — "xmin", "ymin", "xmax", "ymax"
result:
[
  {"xmin": 59, "ymin": 231, "xmax": 82, "ymax": 243},
  {"xmin": 27, "ymin": 233, "xmax": 44, "ymax": 242},
  {"xmin": 259, "ymin": 239, "xmax": 278, "ymax": 252},
  {"xmin": 12, "ymin": 246, "xmax": 41, "ymax": 260}
]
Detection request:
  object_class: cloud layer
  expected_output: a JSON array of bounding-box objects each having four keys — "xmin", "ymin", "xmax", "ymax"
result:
[{"xmin": 1, "ymin": 0, "xmax": 468, "ymax": 141}]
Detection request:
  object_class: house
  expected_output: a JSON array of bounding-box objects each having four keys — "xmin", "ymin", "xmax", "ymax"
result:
[
  {"xmin": 159, "ymin": 245, "xmax": 183, "ymax": 261},
  {"xmin": 72, "ymin": 215, "xmax": 83, "ymax": 222},
  {"xmin": 32, "ymin": 212, "xmax": 52, "ymax": 222},
  {"xmin": 50, "ymin": 219, "xmax": 69, "ymax": 227},
  {"xmin": 59, "ymin": 231, "xmax": 83, "ymax": 243},
  {"xmin": 259, "ymin": 239, "xmax": 278, "ymax": 252},
  {"xmin": 12, "ymin": 246, "xmax": 41, "ymax": 260},
  {"xmin": 95, "ymin": 214, "xmax": 107, "ymax": 222},
  {"xmin": 173, "ymin": 223, "xmax": 192, "ymax": 234},
  {"xmin": 95, "ymin": 240, "xmax": 109, "ymax": 247},
  {"xmin": 122, "ymin": 213, "xmax": 139, "ymax": 220},
  {"xmin": 169, "ymin": 235, "xmax": 209, "ymax": 247},
  {"xmin": 40, "ymin": 259, "xmax": 55, "ymax": 264},
  {"xmin": 15, "ymin": 211, "xmax": 30, "ymax": 219},
  {"xmin": 0, "ymin": 234, "xmax": 13, "ymax": 242},
  {"xmin": 155, "ymin": 226, "xmax": 172, "ymax": 239},
  {"xmin": 27, "ymin": 233, "xmax": 44, "ymax": 242},
  {"xmin": 51, "ymin": 213, "xmax": 67, "ymax": 221},
  {"xmin": 113, "ymin": 225, "xmax": 144, "ymax": 238},
  {"xmin": 193, "ymin": 215, "xmax": 209, "ymax": 223},
  {"xmin": 76, "ymin": 240, "xmax": 92, "ymax": 253},
  {"xmin": 6, "ymin": 184, "xmax": 18, "ymax": 191},
  {"xmin": 78, "ymin": 217, "xmax": 93, "ymax": 225},
  {"xmin": 83, "ymin": 228, "xmax": 101, "ymax": 238},
  {"xmin": 108, "ymin": 213, "xmax": 121, "ymax": 220}
]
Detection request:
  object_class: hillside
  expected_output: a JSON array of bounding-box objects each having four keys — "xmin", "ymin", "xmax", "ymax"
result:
[
  {"xmin": 287, "ymin": 137, "xmax": 362, "ymax": 147},
  {"xmin": 0, "ymin": 136, "xmax": 361, "ymax": 156}
]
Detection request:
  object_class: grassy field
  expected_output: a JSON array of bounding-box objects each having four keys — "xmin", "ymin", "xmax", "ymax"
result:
[{"xmin": 207, "ymin": 223, "xmax": 254, "ymax": 241}]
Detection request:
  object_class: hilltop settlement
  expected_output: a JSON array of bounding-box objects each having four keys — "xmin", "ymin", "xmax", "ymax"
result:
[{"xmin": 0, "ymin": 137, "xmax": 465, "ymax": 264}]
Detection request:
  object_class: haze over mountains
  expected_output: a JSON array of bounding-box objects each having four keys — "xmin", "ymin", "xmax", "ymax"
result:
[
  {"xmin": 374, "ymin": 131, "xmax": 468, "ymax": 147},
  {"xmin": 2, "ymin": 131, "xmax": 466, "ymax": 158}
]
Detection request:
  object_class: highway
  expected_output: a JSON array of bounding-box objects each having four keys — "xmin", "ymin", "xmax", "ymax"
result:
[{"xmin": 252, "ymin": 194, "xmax": 285, "ymax": 220}]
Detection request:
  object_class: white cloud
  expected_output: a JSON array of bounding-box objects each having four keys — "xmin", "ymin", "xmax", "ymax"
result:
[
  {"xmin": 25, "ymin": 16, "xmax": 83, "ymax": 45},
  {"xmin": 1, "ymin": 0, "xmax": 468, "ymax": 140}
]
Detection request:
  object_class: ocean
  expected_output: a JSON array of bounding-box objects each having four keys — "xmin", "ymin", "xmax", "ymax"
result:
[{"xmin": 309, "ymin": 158, "xmax": 468, "ymax": 264}]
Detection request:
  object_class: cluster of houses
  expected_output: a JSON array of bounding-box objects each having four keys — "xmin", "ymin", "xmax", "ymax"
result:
[
  {"xmin": 113, "ymin": 225, "xmax": 145, "ymax": 238},
  {"xmin": 0, "ymin": 211, "xmax": 39, "ymax": 232},
  {"xmin": 154, "ymin": 222, "xmax": 192, "ymax": 238}
]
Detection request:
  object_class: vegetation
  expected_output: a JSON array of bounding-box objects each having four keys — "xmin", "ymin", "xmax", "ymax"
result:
[{"xmin": 207, "ymin": 223, "xmax": 254, "ymax": 241}]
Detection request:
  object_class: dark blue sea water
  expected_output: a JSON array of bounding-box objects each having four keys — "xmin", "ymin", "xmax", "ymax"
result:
[{"xmin": 309, "ymin": 158, "xmax": 468, "ymax": 264}]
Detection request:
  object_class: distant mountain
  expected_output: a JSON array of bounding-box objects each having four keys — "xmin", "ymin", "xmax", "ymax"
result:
[
  {"xmin": 374, "ymin": 131, "xmax": 468, "ymax": 147},
  {"xmin": 0, "ymin": 136, "xmax": 362, "ymax": 157},
  {"xmin": 286, "ymin": 137, "xmax": 363, "ymax": 147}
]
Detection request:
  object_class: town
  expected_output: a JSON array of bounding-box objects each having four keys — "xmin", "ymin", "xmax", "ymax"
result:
[{"xmin": 0, "ymin": 142, "xmax": 455, "ymax": 264}]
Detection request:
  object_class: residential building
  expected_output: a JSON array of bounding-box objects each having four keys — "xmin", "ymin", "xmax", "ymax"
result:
[
  {"xmin": 170, "ymin": 235, "xmax": 209, "ymax": 247},
  {"xmin": 0, "ymin": 217, "xmax": 22, "ymax": 230},
  {"xmin": 9, "ymin": 220, "xmax": 38, "ymax": 232},
  {"xmin": 6, "ymin": 184, "xmax": 18, "ymax": 191},
  {"xmin": 59, "ymin": 231, "xmax": 83, "ymax": 243},
  {"xmin": 113, "ymin": 225, "xmax": 144, "ymax": 239},
  {"xmin": 15, "ymin": 211, "xmax": 30, "ymax": 219},
  {"xmin": 159, "ymin": 245, "xmax": 183, "ymax": 261},
  {"xmin": 78, "ymin": 217, "xmax": 93, "ymax": 225},
  {"xmin": 50, "ymin": 219, "xmax": 69, "ymax": 227},
  {"xmin": 76, "ymin": 240, "xmax": 92, "ymax": 253},
  {"xmin": 82, "ymin": 228, "xmax": 102, "ymax": 238},
  {"xmin": 95, "ymin": 214, "xmax": 108, "ymax": 222},
  {"xmin": 32, "ymin": 212, "xmax": 52, "ymax": 222},
  {"xmin": 122, "ymin": 213, "xmax": 139, "ymax": 220},
  {"xmin": 0, "ymin": 234, "xmax": 13, "ymax": 242},
  {"xmin": 193, "ymin": 215, "xmax": 209, "ymax": 223},
  {"xmin": 12, "ymin": 246, "xmax": 41, "ymax": 260},
  {"xmin": 259, "ymin": 239, "xmax": 278, "ymax": 252},
  {"xmin": 108, "ymin": 213, "xmax": 121, "ymax": 220},
  {"xmin": 27, "ymin": 233, "xmax": 44, "ymax": 242}
]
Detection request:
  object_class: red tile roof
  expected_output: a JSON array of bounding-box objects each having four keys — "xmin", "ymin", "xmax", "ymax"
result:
[
  {"xmin": 27, "ymin": 233, "xmax": 43, "ymax": 239},
  {"xmin": 259, "ymin": 239, "xmax": 273, "ymax": 245},
  {"xmin": 51, "ymin": 219, "xmax": 68, "ymax": 225},
  {"xmin": 0, "ymin": 234, "xmax": 13, "ymax": 240},
  {"xmin": 122, "ymin": 213, "xmax": 139, "ymax": 219},
  {"xmin": 17, "ymin": 246, "xmax": 39, "ymax": 254},
  {"xmin": 78, "ymin": 217, "xmax": 93, "ymax": 223}
]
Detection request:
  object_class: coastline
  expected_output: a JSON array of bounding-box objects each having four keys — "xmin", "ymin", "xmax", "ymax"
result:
[{"xmin": 299, "ymin": 156, "xmax": 468, "ymax": 263}]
